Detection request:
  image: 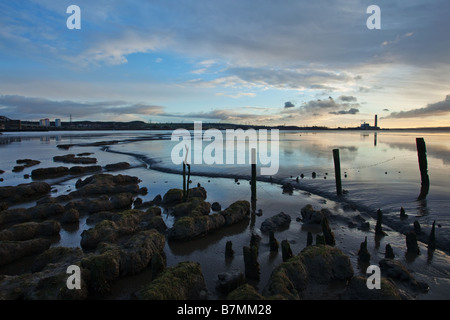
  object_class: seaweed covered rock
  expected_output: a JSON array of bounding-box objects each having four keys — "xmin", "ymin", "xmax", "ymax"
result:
[
  {"xmin": 342, "ymin": 276, "xmax": 403, "ymax": 300},
  {"xmin": 0, "ymin": 182, "xmax": 51, "ymax": 204},
  {"xmin": 136, "ymin": 261, "xmax": 207, "ymax": 300},
  {"xmin": 104, "ymin": 162, "xmax": 131, "ymax": 171},
  {"xmin": 72, "ymin": 174, "xmax": 141, "ymax": 197},
  {"xmin": 31, "ymin": 167, "xmax": 70, "ymax": 179},
  {"xmin": 216, "ymin": 270, "xmax": 246, "ymax": 295},
  {"xmin": 54, "ymin": 154, "xmax": 97, "ymax": 164},
  {"xmin": 171, "ymin": 198, "xmax": 211, "ymax": 217},
  {"xmin": 168, "ymin": 214, "xmax": 226, "ymax": 241},
  {"xmin": 260, "ymin": 212, "xmax": 291, "ymax": 233},
  {"xmin": 378, "ymin": 258, "xmax": 429, "ymax": 294},
  {"xmin": 0, "ymin": 247, "xmax": 88, "ymax": 300},
  {"xmin": 0, "ymin": 220, "xmax": 60, "ymax": 241},
  {"xmin": 162, "ymin": 188, "xmax": 184, "ymax": 206},
  {"xmin": 0, "ymin": 238, "xmax": 51, "ymax": 266},
  {"xmin": 168, "ymin": 201, "xmax": 250, "ymax": 241},
  {"xmin": 187, "ymin": 186, "xmax": 207, "ymax": 200},
  {"xmin": 300, "ymin": 205, "xmax": 331, "ymax": 225},
  {"xmin": 263, "ymin": 245, "xmax": 353, "ymax": 299},
  {"xmin": 81, "ymin": 209, "xmax": 166, "ymax": 249},
  {"xmin": 227, "ymin": 284, "xmax": 265, "ymax": 300}
]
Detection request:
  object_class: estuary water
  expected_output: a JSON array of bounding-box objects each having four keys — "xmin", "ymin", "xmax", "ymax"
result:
[{"xmin": 1, "ymin": 129, "xmax": 449, "ymax": 299}]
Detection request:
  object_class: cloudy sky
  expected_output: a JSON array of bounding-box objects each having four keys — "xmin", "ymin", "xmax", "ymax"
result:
[{"xmin": 0, "ymin": 0, "xmax": 449, "ymax": 128}]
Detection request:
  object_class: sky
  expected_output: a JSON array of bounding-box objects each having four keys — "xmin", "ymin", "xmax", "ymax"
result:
[{"xmin": 0, "ymin": 0, "xmax": 449, "ymax": 128}]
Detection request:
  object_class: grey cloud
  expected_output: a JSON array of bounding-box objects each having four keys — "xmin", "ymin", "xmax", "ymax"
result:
[
  {"xmin": 0, "ymin": 94, "xmax": 165, "ymax": 119},
  {"xmin": 384, "ymin": 95, "xmax": 450, "ymax": 119},
  {"xmin": 284, "ymin": 101, "xmax": 295, "ymax": 108},
  {"xmin": 329, "ymin": 108, "xmax": 360, "ymax": 115},
  {"xmin": 338, "ymin": 95, "xmax": 357, "ymax": 102}
]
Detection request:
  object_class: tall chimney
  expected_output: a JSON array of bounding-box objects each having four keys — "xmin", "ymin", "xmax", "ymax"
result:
[{"xmin": 375, "ymin": 115, "xmax": 378, "ymax": 128}]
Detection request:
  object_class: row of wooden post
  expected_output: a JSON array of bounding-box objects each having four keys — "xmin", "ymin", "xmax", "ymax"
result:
[{"xmin": 251, "ymin": 137, "xmax": 429, "ymax": 201}]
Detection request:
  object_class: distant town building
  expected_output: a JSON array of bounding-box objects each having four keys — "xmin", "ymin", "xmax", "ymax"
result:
[
  {"xmin": 55, "ymin": 119, "xmax": 61, "ymax": 127},
  {"xmin": 0, "ymin": 116, "xmax": 21, "ymax": 130},
  {"xmin": 40, "ymin": 118, "xmax": 50, "ymax": 127}
]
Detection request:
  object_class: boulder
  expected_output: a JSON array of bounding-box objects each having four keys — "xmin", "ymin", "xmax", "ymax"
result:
[
  {"xmin": 227, "ymin": 284, "xmax": 265, "ymax": 300},
  {"xmin": 136, "ymin": 261, "xmax": 207, "ymax": 300},
  {"xmin": 211, "ymin": 202, "xmax": 221, "ymax": 212},
  {"xmin": 171, "ymin": 198, "xmax": 211, "ymax": 217},
  {"xmin": 300, "ymin": 205, "xmax": 330, "ymax": 225},
  {"xmin": 0, "ymin": 220, "xmax": 60, "ymax": 241},
  {"xmin": 187, "ymin": 186, "xmax": 207, "ymax": 200},
  {"xmin": 220, "ymin": 200, "xmax": 250, "ymax": 226},
  {"xmin": 0, "ymin": 247, "xmax": 88, "ymax": 300},
  {"xmin": 72, "ymin": 174, "xmax": 141, "ymax": 197},
  {"xmin": 216, "ymin": 271, "xmax": 246, "ymax": 295},
  {"xmin": 263, "ymin": 245, "xmax": 353, "ymax": 299},
  {"xmin": 379, "ymin": 258, "xmax": 429, "ymax": 293},
  {"xmin": 0, "ymin": 238, "xmax": 51, "ymax": 266},
  {"xmin": 342, "ymin": 276, "xmax": 403, "ymax": 300},
  {"xmin": 0, "ymin": 182, "xmax": 51, "ymax": 204},
  {"xmin": 118, "ymin": 229, "xmax": 166, "ymax": 276},
  {"xmin": 31, "ymin": 167, "xmax": 70, "ymax": 179},
  {"xmin": 61, "ymin": 208, "xmax": 80, "ymax": 224},
  {"xmin": 162, "ymin": 188, "xmax": 184, "ymax": 206},
  {"xmin": 260, "ymin": 212, "xmax": 291, "ymax": 233},
  {"xmin": 53, "ymin": 154, "xmax": 97, "ymax": 164},
  {"xmin": 104, "ymin": 162, "xmax": 131, "ymax": 171}
]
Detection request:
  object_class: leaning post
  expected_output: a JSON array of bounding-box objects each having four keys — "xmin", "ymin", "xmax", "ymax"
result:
[
  {"xmin": 333, "ymin": 149, "xmax": 343, "ymax": 196},
  {"xmin": 416, "ymin": 138, "xmax": 430, "ymax": 200}
]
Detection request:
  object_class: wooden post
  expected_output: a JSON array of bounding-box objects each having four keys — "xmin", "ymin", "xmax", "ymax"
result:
[
  {"xmin": 333, "ymin": 149, "xmax": 342, "ymax": 195},
  {"xmin": 251, "ymin": 148, "xmax": 257, "ymax": 204},
  {"xmin": 416, "ymin": 138, "xmax": 430, "ymax": 200}
]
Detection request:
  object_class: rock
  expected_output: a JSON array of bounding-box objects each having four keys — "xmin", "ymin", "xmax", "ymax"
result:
[
  {"xmin": 316, "ymin": 234, "xmax": 326, "ymax": 245},
  {"xmin": 306, "ymin": 232, "xmax": 313, "ymax": 247},
  {"xmin": 72, "ymin": 174, "xmax": 141, "ymax": 197},
  {"xmin": 171, "ymin": 198, "xmax": 211, "ymax": 217},
  {"xmin": 167, "ymin": 213, "xmax": 226, "ymax": 241},
  {"xmin": 227, "ymin": 284, "xmax": 265, "ymax": 300},
  {"xmin": 299, "ymin": 245, "xmax": 353, "ymax": 285},
  {"xmin": 0, "ymin": 182, "xmax": 51, "ymax": 204},
  {"xmin": 342, "ymin": 276, "xmax": 402, "ymax": 300},
  {"xmin": 104, "ymin": 162, "xmax": 131, "ymax": 171},
  {"xmin": 110, "ymin": 193, "xmax": 134, "ymax": 210},
  {"xmin": 168, "ymin": 201, "xmax": 250, "ymax": 241},
  {"xmin": 0, "ymin": 247, "xmax": 87, "ymax": 300},
  {"xmin": 379, "ymin": 258, "xmax": 429, "ymax": 293},
  {"xmin": 216, "ymin": 270, "xmax": 246, "ymax": 295},
  {"xmin": 31, "ymin": 247, "xmax": 84, "ymax": 273},
  {"xmin": 260, "ymin": 212, "xmax": 291, "ymax": 233},
  {"xmin": 0, "ymin": 202, "xmax": 7, "ymax": 211},
  {"xmin": 26, "ymin": 203, "xmax": 65, "ymax": 220},
  {"xmin": 0, "ymin": 220, "xmax": 60, "ymax": 241},
  {"xmin": 243, "ymin": 245, "xmax": 260, "ymax": 280},
  {"xmin": 188, "ymin": 186, "xmax": 207, "ymax": 200},
  {"xmin": 13, "ymin": 159, "xmax": 40, "ymax": 173},
  {"xmin": 0, "ymin": 208, "xmax": 29, "ymax": 225},
  {"xmin": 31, "ymin": 167, "xmax": 70, "ymax": 179},
  {"xmin": 118, "ymin": 230, "xmax": 166, "ymax": 276},
  {"xmin": 136, "ymin": 261, "xmax": 207, "ymax": 300},
  {"xmin": 81, "ymin": 245, "xmax": 121, "ymax": 294},
  {"xmin": 220, "ymin": 200, "xmax": 250, "ymax": 226},
  {"xmin": 211, "ymin": 202, "xmax": 221, "ymax": 212},
  {"xmin": 300, "ymin": 204, "xmax": 329, "ymax": 225},
  {"xmin": 152, "ymin": 194, "xmax": 162, "ymax": 206},
  {"xmin": 53, "ymin": 154, "xmax": 97, "ymax": 164},
  {"xmin": 61, "ymin": 208, "xmax": 80, "ymax": 224},
  {"xmin": 162, "ymin": 188, "xmax": 184, "ymax": 206},
  {"xmin": 149, "ymin": 251, "xmax": 166, "ymax": 279},
  {"xmin": 0, "ymin": 238, "xmax": 51, "ymax": 266}
]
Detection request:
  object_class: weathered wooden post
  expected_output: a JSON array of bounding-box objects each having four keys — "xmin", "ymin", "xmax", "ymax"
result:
[
  {"xmin": 251, "ymin": 148, "xmax": 257, "ymax": 212},
  {"xmin": 416, "ymin": 138, "xmax": 430, "ymax": 200},
  {"xmin": 333, "ymin": 149, "xmax": 342, "ymax": 195}
]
